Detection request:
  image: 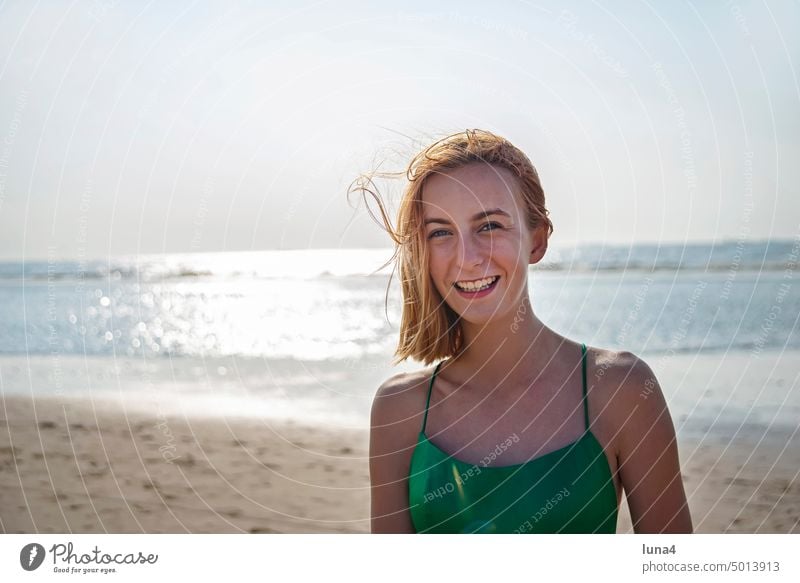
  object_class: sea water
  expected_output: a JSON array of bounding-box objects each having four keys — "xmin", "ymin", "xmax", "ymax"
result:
[{"xmin": 0, "ymin": 241, "xmax": 797, "ymax": 438}]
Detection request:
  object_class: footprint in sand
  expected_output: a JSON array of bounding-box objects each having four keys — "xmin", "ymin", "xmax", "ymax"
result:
[{"xmin": 171, "ymin": 453, "xmax": 197, "ymax": 467}]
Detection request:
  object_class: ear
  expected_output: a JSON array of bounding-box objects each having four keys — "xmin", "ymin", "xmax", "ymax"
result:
[{"xmin": 528, "ymin": 224, "xmax": 548, "ymax": 265}]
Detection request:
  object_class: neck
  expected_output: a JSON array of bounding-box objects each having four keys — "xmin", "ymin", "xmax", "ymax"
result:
[{"xmin": 449, "ymin": 296, "xmax": 559, "ymax": 388}]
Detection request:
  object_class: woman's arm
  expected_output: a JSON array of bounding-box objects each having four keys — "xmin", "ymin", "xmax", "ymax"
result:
[
  {"xmin": 613, "ymin": 354, "xmax": 694, "ymax": 533},
  {"xmin": 369, "ymin": 375, "xmax": 418, "ymax": 533}
]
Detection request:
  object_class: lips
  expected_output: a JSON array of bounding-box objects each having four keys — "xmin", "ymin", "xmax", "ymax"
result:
[
  {"xmin": 453, "ymin": 275, "xmax": 500, "ymax": 299},
  {"xmin": 453, "ymin": 275, "xmax": 499, "ymax": 292}
]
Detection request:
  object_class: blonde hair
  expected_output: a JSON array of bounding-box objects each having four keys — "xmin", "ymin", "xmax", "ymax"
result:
[{"xmin": 349, "ymin": 129, "xmax": 553, "ymax": 365}]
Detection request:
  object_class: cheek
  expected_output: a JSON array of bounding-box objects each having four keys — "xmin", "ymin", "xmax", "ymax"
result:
[
  {"xmin": 490, "ymin": 240, "xmax": 524, "ymax": 265},
  {"xmin": 427, "ymin": 254, "xmax": 447, "ymax": 290},
  {"xmin": 493, "ymin": 244, "xmax": 530, "ymax": 286}
]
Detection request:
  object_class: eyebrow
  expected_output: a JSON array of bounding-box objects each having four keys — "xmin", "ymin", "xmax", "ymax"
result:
[{"xmin": 423, "ymin": 208, "xmax": 511, "ymax": 226}]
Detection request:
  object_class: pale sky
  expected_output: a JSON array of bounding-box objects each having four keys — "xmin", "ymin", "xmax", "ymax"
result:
[{"xmin": 0, "ymin": 0, "xmax": 797, "ymax": 260}]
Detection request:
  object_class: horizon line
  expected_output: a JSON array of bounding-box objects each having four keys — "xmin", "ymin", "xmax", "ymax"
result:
[{"xmin": 1, "ymin": 236, "xmax": 796, "ymax": 264}]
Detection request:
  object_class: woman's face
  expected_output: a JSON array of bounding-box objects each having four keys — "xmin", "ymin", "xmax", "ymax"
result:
[{"xmin": 421, "ymin": 162, "xmax": 545, "ymax": 325}]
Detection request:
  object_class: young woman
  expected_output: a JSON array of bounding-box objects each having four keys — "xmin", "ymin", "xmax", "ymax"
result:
[{"xmin": 360, "ymin": 129, "xmax": 692, "ymax": 534}]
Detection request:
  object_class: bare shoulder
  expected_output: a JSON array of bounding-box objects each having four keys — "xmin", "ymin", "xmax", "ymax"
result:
[
  {"xmin": 587, "ymin": 346, "xmax": 666, "ymax": 450},
  {"xmin": 584, "ymin": 346, "xmax": 691, "ymax": 532},
  {"xmin": 369, "ymin": 366, "xmax": 436, "ymax": 533},
  {"xmin": 372, "ymin": 369, "xmax": 432, "ymax": 415},
  {"xmin": 588, "ymin": 347, "xmax": 691, "ymax": 532},
  {"xmin": 370, "ymin": 367, "xmax": 435, "ymax": 441},
  {"xmin": 369, "ymin": 372, "xmax": 420, "ymax": 472},
  {"xmin": 590, "ymin": 346, "xmax": 658, "ymax": 402},
  {"xmin": 374, "ymin": 369, "xmax": 429, "ymax": 399}
]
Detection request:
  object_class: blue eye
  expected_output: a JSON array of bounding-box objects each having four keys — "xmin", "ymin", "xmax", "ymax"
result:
[
  {"xmin": 428, "ymin": 229, "xmax": 448, "ymax": 239},
  {"xmin": 481, "ymin": 222, "xmax": 503, "ymax": 232}
]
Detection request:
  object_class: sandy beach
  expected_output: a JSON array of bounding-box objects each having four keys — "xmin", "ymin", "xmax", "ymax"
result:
[
  {"xmin": 1, "ymin": 393, "xmax": 798, "ymax": 534},
  {"xmin": 0, "ymin": 394, "xmax": 370, "ymax": 534}
]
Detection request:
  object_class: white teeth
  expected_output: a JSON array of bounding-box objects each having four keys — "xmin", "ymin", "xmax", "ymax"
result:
[{"xmin": 455, "ymin": 276, "xmax": 498, "ymax": 292}]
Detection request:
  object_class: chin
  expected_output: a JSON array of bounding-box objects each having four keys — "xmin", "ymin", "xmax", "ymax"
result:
[{"xmin": 449, "ymin": 303, "xmax": 512, "ymax": 325}]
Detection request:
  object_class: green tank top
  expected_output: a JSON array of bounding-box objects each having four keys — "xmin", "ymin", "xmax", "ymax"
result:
[{"xmin": 408, "ymin": 343, "xmax": 618, "ymax": 533}]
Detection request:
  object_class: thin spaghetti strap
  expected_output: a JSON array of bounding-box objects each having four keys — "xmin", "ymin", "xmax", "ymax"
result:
[
  {"xmin": 421, "ymin": 361, "xmax": 442, "ymax": 434},
  {"xmin": 581, "ymin": 343, "xmax": 590, "ymax": 431}
]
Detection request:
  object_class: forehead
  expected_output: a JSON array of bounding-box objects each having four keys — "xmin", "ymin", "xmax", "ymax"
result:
[{"xmin": 421, "ymin": 163, "xmax": 523, "ymax": 218}]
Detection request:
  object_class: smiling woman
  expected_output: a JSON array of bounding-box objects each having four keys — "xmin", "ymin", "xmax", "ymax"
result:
[{"xmin": 350, "ymin": 129, "xmax": 693, "ymax": 534}]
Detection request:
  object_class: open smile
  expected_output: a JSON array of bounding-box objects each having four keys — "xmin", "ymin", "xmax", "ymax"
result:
[{"xmin": 452, "ymin": 275, "xmax": 500, "ymax": 298}]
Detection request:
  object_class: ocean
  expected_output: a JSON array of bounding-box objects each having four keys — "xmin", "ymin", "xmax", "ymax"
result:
[{"xmin": 1, "ymin": 240, "xmax": 798, "ymax": 438}]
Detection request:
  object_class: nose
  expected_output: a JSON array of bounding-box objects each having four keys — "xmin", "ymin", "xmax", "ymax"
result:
[{"xmin": 456, "ymin": 231, "xmax": 486, "ymax": 272}]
